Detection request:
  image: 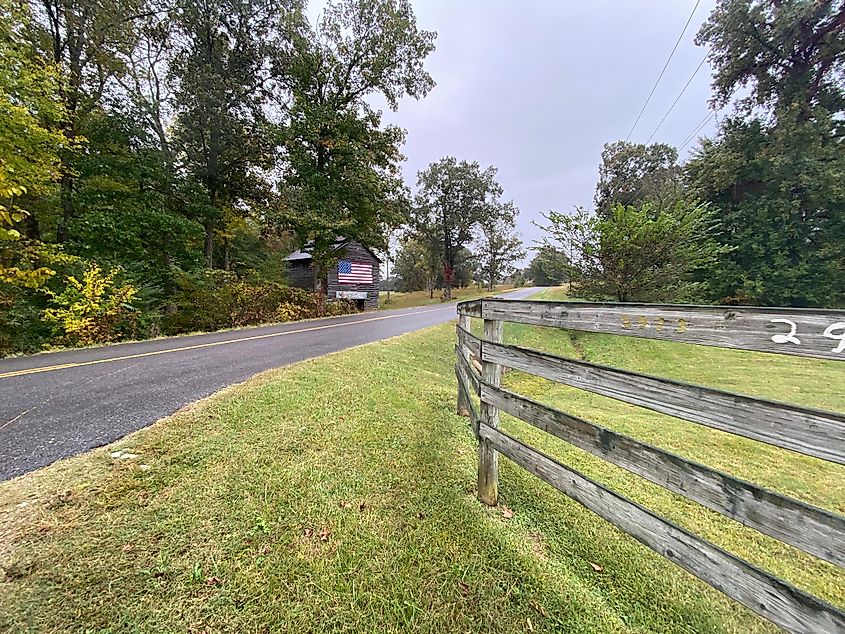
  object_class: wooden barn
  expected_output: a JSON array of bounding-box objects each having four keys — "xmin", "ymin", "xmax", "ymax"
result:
[{"xmin": 284, "ymin": 238, "xmax": 381, "ymax": 310}]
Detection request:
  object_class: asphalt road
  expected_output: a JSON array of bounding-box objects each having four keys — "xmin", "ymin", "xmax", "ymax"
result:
[{"xmin": 0, "ymin": 287, "xmax": 538, "ymax": 480}]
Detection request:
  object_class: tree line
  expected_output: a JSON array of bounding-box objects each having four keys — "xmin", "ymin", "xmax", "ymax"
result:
[
  {"xmin": 529, "ymin": 0, "xmax": 844, "ymax": 308},
  {"xmin": 0, "ymin": 0, "xmax": 438, "ymax": 354},
  {"xmin": 389, "ymin": 156, "xmax": 525, "ymax": 298}
]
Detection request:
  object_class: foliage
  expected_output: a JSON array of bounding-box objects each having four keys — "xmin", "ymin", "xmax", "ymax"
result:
[
  {"xmin": 43, "ymin": 264, "xmax": 139, "ymax": 346},
  {"xmin": 477, "ymin": 207, "xmax": 524, "ymax": 291},
  {"xmin": 276, "ymin": 0, "xmax": 434, "ymax": 293},
  {"xmin": 163, "ymin": 270, "xmax": 356, "ymax": 334},
  {"xmin": 540, "ymin": 203, "xmax": 725, "ymax": 303},
  {"xmin": 410, "ymin": 157, "xmax": 514, "ymax": 299},
  {"xmin": 526, "ymin": 246, "xmax": 569, "ymax": 287},
  {"xmin": 31, "ymin": 0, "xmax": 142, "ymax": 243},
  {"xmin": 594, "ymin": 141, "xmax": 683, "ymax": 216},
  {"xmin": 171, "ymin": 0, "xmax": 286, "ymax": 268},
  {"xmin": 393, "ymin": 237, "xmax": 437, "ymax": 293},
  {"xmin": 697, "ymin": 0, "xmax": 845, "ymax": 118},
  {"xmin": 0, "ymin": 0, "xmax": 436, "ymax": 355},
  {"xmin": 687, "ymin": 0, "xmax": 845, "ymax": 307}
]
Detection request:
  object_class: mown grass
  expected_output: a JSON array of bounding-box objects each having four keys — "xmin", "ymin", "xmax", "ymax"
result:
[
  {"xmin": 1, "ymin": 290, "xmax": 843, "ymax": 632},
  {"xmin": 379, "ymin": 284, "xmax": 515, "ymax": 310}
]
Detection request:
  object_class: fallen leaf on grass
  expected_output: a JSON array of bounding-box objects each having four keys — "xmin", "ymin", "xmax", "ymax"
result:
[
  {"xmin": 205, "ymin": 576, "xmax": 221, "ymax": 586},
  {"xmin": 500, "ymin": 506, "xmax": 514, "ymax": 519},
  {"xmin": 458, "ymin": 581, "xmax": 470, "ymax": 596},
  {"xmin": 358, "ymin": 502, "xmax": 367, "ymax": 512},
  {"xmin": 531, "ymin": 601, "xmax": 548, "ymax": 617},
  {"xmin": 338, "ymin": 501, "xmax": 353, "ymax": 509},
  {"xmin": 121, "ymin": 543, "xmax": 134, "ymax": 553},
  {"xmin": 589, "ymin": 562, "xmax": 603, "ymax": 573},
  {"xmin": 526, "ymin": 617, "xmax": 533, "ymax": 631},
  {"xmin": 302, "ymin": 528, "xmax": 313, "ymax": 538},
  {"xmin": 318, "ymin": 527, "xmax": 331, "ymax": 542}
]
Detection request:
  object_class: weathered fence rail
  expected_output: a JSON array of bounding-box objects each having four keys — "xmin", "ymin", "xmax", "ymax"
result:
[{"xmin": 454, "ymin": 298, "xmax": 845, "ymax": 634}]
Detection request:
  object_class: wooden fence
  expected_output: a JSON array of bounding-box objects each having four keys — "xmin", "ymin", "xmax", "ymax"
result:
[{"xmin": 454, "ymin": 298, "xmax": 845, "ymax": 634}]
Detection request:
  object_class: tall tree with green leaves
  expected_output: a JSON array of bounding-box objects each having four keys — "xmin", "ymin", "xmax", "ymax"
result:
[
  {"xmin": 172, "ymin": 0, "xmax": 288, "ymax": 268},
  {"xmin": 277, "ymin": 0, "xmax": 435, "ymax": 297},
  {"xmin": 688, "ymin": 0, "xmax": 845, "ymax": 306},
  {"xmin": 526, "ymin": 246, "xmax": 568, "ymax": 287},
  {"xmin": 30, "ymin": 0, "xmax": 142, "ymax": 243},
  {"xmin": 477, "ymin": 204, "xmax": 524, "ymax": 291},
  {"xmin": 410, "ymin": 157, "xmax": 510, "ymax": 300},
  {"xmin": 594, "ymin": 141, "xmax": 683, "ymax": 216}
]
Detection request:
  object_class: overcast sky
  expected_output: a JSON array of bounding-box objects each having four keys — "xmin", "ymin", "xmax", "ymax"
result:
[{"xmin": 318, "ymin": 1, "xmax": 722, "ymax": 264}]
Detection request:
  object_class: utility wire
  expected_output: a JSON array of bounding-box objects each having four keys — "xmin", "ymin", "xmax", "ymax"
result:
[
  {"xmin": 626, "ymin": 0, "xmax": 701, "ymax": 141},
  {"xmin": 678, "ymin": 111, "xmax": 715, "ymax": 151},
  {"xmin": 646, "ymin": 55, "xmax": 708, "ymax": 143}
]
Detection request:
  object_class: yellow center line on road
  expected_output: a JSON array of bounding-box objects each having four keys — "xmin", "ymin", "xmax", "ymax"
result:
[{"xmin": 0, "ymin": 305, "xmax": 456, "ymax": 380}]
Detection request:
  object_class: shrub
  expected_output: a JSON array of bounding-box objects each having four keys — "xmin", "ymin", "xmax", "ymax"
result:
[
  {"xmin": 162, "ymin": 270, "xmax": 358, "ymax": 335},
  {"xmin": 44, "ymin": 264, "xmax": 139, "ymax": 347}
]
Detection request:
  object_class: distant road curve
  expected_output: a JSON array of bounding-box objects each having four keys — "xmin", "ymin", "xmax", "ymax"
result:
[{"xmin": 0, "ymin": 287, "xmax": 540, "ymax": 480}]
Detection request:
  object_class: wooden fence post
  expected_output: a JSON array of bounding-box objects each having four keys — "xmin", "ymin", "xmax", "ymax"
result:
[
  {"xmin": 456, "ymin": 314, "xmax": 471, "ymax": 417},
  {"xmin": 478, "ymin": 312, "xmax": 503, "ymax": 506}
]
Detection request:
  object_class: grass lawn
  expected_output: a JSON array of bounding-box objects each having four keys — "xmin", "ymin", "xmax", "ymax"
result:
[
  {"xmin": 379, "ymin": 284, "xmax": 516, "ymax": 310},
  {"xmin": 1, "ymin": 289, "xmax": 843, "ymax": 632}
]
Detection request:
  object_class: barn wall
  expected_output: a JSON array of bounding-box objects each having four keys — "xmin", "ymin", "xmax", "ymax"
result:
[
  {"xmin": 327, "ymin": 242, "xmax": 380, "ymax": 310},
  {"xmin": 286, "ymin": 260, "xmax": 315, "ymax": 291}
]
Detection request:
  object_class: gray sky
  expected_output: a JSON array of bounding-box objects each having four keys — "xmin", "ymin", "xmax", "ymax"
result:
[{"xmin": 315, "ymin": 1, "xmax": 722, "ymax": 263}]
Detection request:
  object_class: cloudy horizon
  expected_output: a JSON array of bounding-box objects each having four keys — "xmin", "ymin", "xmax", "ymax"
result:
[{"xmin": 354, "ymin": 1, "xmax": 721, "ymax": 264}]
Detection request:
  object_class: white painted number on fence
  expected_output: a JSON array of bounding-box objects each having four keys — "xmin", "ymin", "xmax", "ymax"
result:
[
  {"xmin": 823, "ymin": 322, "xmax": 845, "ymax": 354},
  {"xmin": 770, "ymin": 319, "xmax": 801, "ymax": 345},
  {"xmin": 769, "ymin": 318, "xmax": 845, "ymax": 354}
]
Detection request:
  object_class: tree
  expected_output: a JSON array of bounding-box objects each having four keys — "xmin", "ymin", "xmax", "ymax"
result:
[
  {"xmin": 526, "ymin": 246, "xmax": 568, "ymax": 287},
  {"xmin": 594, "ymin": 141, "xmax": 683, "ymax": 216},
  {"xmin": 171, "ymin": 0, "xmax": 286, "ymax": 268},
  {"xmin": 687, "ymin": 0, "xmax": 845, "ymax": 306},
  {"xmin": 539, "ymin": 203, "xmax": 724, "ymax": 303},
  {"xmin": 410, "ymin": 157, "xmax": 510, "ymax": 300},
  {"xmin": 30, "ymin": 0, "xmax": 142, "ymax": 243},
  {"xmin": 697, "ymin": 0, "xmax": 845, "ymax": 119},
  {"xmin": 0, "ymin": 0, "xmax": 67, "ymax": 282},
  {"xmin": 277, "ymin": 0, "xmax": 435, "ymax": 299},
  {"xmin": 477, "ymin": 206, "xmax": 524, "ymax": 290},
  {"xmin": 393, "ymin": 236, "xmax": 439, "ymax": 294}
]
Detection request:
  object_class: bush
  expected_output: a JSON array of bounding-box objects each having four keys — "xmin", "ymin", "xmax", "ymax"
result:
[
  {"xmin": 43, "ymin": 264, "xmax": 139, "ymax": 346},
  {"xmin": 162, "ymin": 270, "xmax": 357, "ymax": 335}
]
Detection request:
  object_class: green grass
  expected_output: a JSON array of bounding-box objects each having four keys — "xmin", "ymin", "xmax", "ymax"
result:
[
  {"xmin": 379, "ymin": 284, "xmax": 516, "ymax": 310},
  {"xmin": 1, "ymin": 293, "xmax": 843, "ymax": 632}
]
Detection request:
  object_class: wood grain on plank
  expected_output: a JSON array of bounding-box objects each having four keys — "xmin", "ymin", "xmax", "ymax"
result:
[
  {"xmin": 457, "ymin": 299, "xmax": 483, "ymax": 318},
  {"xmin": 478, "ymin": 318, "xmax": 503, "ymax": 506},
  {"xmin": 479, "ymin": 423, "xmax": 845, "ymax": 634},
  {"xmin": 455, "ymin": 346, "xmax": 480, "ymax": 396},
  {"xmin": 482, "ymin": 383, "xmax": 845, "ymax": 567},
  {"xmin": 456, "ymin": 323, "xmax": 481, "ymax": 360},
  {"xmin": 481, "ymin": 300, "xmax": 845, "ymax": 361},
  {"xmin": 483, "ymin": 341, "xmax": 845, "ymax": 465}
]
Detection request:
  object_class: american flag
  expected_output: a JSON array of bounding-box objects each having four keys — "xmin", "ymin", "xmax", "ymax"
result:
[{"xmin": 337, "ymin": 260, "xmax": 372, "ymax": 284}]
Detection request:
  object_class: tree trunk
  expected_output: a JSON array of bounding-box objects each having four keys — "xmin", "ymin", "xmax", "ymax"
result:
[
  {"xmin": 314, "ymin": 261, "xmax": 326, "ymax": 316},
  {"xmin": 56, "ymin": 171, "xmax": 74, "ymax": 243},
  {"xmin": 204, "ymin": 222, "xmax": 214, "ymax": 268},
  {"xmin": 223, "ymin": 237, "xmax": 230, "ymax": 271}
]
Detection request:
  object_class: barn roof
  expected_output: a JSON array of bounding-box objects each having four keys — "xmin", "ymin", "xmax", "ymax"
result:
[{"xmin": 284, "ymin": 238, "xmax": 382, "ymax": 263}]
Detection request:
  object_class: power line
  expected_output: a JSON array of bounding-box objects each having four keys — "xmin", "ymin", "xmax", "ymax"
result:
[
  {"xmin": 626, "ymin": 0, "xmax": 701, "ymax": 141},
  {"xmin": 678, "ymin": 110, "xmax": 715, "ymax": 151},
  {"xmin": 646, "ymin": 55, "xmax": 708, "ymax": 143}
]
